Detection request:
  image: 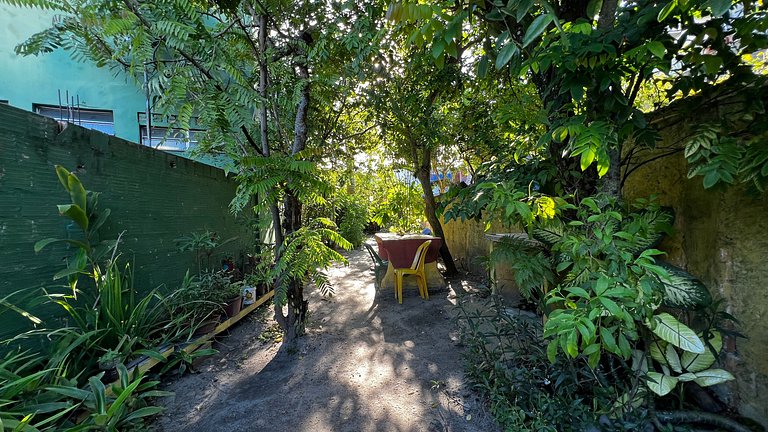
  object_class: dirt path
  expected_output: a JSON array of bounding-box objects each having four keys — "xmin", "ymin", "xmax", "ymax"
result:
[{"xmin": 154, "ymin": 240, "xmax": 500, "ymax": 432}]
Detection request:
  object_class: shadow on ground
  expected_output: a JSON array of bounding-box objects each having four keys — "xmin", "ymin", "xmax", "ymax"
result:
[{"xmin": 154, "ymin": 238, "xmax": 499, "ymax": 432}]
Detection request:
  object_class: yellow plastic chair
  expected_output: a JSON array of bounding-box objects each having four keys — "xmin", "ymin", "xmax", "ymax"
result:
[{"xmin": 393, "ymin": 240, "xmax": 432, "ymax": 304}]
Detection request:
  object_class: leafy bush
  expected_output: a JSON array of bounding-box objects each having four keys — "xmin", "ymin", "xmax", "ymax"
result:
[
  {"xmin": 338, "ymin": 198, "xmax": 368, "ymax": 248},
  {"xmin": 444, "ymin": 178, "xmax": 749, "ymax": 428},
  {"xmin": 458, "ymin": 296, "xmax": 649, "ymax": 431},
  {"xmin": 0, "ymin": 296, "xmax": 172, "ymax": 431}
]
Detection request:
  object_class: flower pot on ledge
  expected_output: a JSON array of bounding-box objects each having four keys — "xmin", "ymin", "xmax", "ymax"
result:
[{"xmin": 223, "ymin": 295, "xmax": 242, "ymax": 319}]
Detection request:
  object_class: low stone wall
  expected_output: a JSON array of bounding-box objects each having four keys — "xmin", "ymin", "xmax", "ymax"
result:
[{"xmin": 442, "ymin": 217, "xmax": 495, "ymax": 276}]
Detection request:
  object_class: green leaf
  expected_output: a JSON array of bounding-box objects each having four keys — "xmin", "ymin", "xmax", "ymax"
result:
[
  {"xmin": 692, "ymin": 369, "xmax": 734, "ymax": 386},
  {"xmin": 600, "ymin": 327, "xmax": 618, "ymax": 353},
  {"xmin": 646, "ymin": 371, "xmax": 678, "ymax": 396},
  {"xmin": 34, "ymin": 238, "xmax": 60, "ymax": 253},
  {"xmin": 703, "ymin": 170, "xmax": 720, "ymax": 188},
  {"xmin": 650, "ymin": 313, "xmax": 705, "ymax": 354},
  {"xmin": 658, "ymin": 262, "xmax": 712, "ymax": 309},
  {"xmin": 546, "ymin": 340, "xmax": 558, "ymax": 362},
  {"xmin": 702, "ymin": 55, "xmax": 723, "ymax": 74},
  {"xmin": 583, "ymin": 343, "xmax": 601, "ymax": 356},
  {"xmin": 647, "ymin": 41, "xmax": 666, "ymax": 58},
  {"xmin": 432, "ymin": 39, "xmax": 446, "ymax": 59},
  {"xmin": 677, "ymin": 372, "xmax": 698, "ymax": 382},
  {"xmin": 566, "ymin": 287, "xmax": 590, "ymax": 298},
  {"xmin": 597, "ymin": 158, "xmax": 609, "ymax": 177},
  {"xmin": 57, "ymin": 204, "xmax": 89, "ymax": 231},
  {"xmin": 90, "ymin": 208, "xmax": 111, "ymax": 234},
  {"xmin": 89, "ymin": 376, "xmax": 107, "ymax": 415},
  {"xmin": 67, "ymin": 175, "xmax": 87, "ymax": 211},
  {"xmin": 516, "ymin": 0, "xmax": 535, "ymax": 21},
  {"xmin": 495, "ymin": 43, "xmax": 518, "ymax": 69},
  {"xmin": 566, "ymin": 330, "xmax": 579, "ymax": 358},
  {"xmin": 681, "ymin": 331, "xmax": 722, "ymax": 372},
  {"xmin": 586, "ymin": 0, "xmax": 603, "ymax": 18},
  {"xmin": 665, "ymin": 343, "xmax": 683, "ymax": 373},
  {"xmin": 599, "ymin": 297, "xmax": 623, "ymax": 318},
  {"xmin": 477, "ymin": 55, "xmax": 489, "ymax": 78},
  {"xmin": 120, "ymin": 406, "xmax": 165, "ymax": 423},
  {"xmin": 53, "ymin": 266, "xmax": 83, "ymax": 280},
  {"xmin": 107, "ymin": 377, "xmax": 143, "ymax": 418},
  {"xmin": 580, "ymin": 147, "xmax": 596, "ymax": 171},
  {"xmin": 594, "ymin": 276, "xmax": 609, "ymax": 295},
  {"xmin": 649, "ymin": 340, "xmax": 668, "ymax": 365},
  {"xmin": 45, "ymin": 385, "xmax": 92, "ymax": 400},
  {"xmin": 20, "ymin": 402, "xmax": 72, "ymax": 414},
  {"xmin": 523, "ymin": 14, "xmax": 554, "ymax": 47},
  {"xmin": 55, "ymin": 165, "xmax": 71, "ymax": 191},
  {"xmin": 133, "ymin": 349, "xmax": 167, "ymax": 362},
  {"xmin": 707, "ymin": 0, "xmax": 731, "ymax": 16},
  {"xmin": 658, "ymin": 1, "xmax": 677, "ymax": 21}
]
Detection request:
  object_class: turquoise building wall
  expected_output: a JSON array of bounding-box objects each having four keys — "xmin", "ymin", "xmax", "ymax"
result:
[{"xmin": 0, "ymin": 5, "xmax": 147, "ymax": 143}]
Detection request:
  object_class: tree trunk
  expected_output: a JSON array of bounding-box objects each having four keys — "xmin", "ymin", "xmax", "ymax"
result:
[
  {"xmin": 254, "ymin": 13, "xmax": 290, "ymax": 331},
  {"xmin": 598, "ymin": 146, "xmax": 622, "ymax": 199},
  {"xmin": 414, "ymin": 151, "xmax": 458, "ymax": 276},
  {"xmin": 277, "ymin": 60, "xmax": 311, "ymax": 342}
]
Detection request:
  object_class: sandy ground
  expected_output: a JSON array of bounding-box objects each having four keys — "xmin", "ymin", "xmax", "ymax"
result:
[{"xmin": 153, "ymin": 240, "xmax": 500, "ymax": 432}]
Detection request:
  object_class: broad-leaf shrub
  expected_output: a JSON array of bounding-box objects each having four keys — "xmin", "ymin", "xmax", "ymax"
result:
[{"xmin": 443, "ymin": 179, "xmax": 738, "ymax": 424}]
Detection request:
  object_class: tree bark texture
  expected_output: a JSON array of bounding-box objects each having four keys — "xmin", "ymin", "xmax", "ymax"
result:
[
  {"xmin": 598, "ymin": 146, "xmax": 623, "ymax": 198},
  {"xmin": 413, "ymin": 149, "xmax": 458, "ymax": 276},
  {"xmin": 279, "ymin": 59, "xmax": 311, "ymax": 342}
]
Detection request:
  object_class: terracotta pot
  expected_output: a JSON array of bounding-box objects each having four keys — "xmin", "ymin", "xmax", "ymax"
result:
[
  {"xmin": 223, "ymin": 295, "xmax": 242, "ymax": 319},
  {"xmin": 193, "ymin": 313, "xmax": 221, "ymax": 336}
]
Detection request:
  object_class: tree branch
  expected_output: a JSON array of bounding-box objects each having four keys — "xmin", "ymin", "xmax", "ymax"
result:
[
  {"xmin": 597, "ymin": 0, "xmax": 619, "ymax": 30},
  {"xmin": 621, "ymin": 149, "xmax": 682, "ymax": 189}
]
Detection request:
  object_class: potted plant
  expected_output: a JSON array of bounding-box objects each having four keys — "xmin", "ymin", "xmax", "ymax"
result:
[
  {"xmin": 221, "ymin": 281, "xmax": 243, "ymax": 319},
  {"xmin": 244, "ymin": 249, "xmax": 276, "ymax": 297},
  {"xmin": 172, "ymin": 270, "xmax": 231, "ymax": 336},
  {"xmin": 244, "ymin": 271, "xmax": 270, "ymax": 298}
]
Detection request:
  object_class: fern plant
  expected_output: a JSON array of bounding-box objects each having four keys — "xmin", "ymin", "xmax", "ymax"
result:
[
  {"xmin": 269, "ymin": 218, "xmax": 351, "ymax": 304},
  {"xmin": 5, "ymin": 0, "xmax": 380, "ymax": 342}
]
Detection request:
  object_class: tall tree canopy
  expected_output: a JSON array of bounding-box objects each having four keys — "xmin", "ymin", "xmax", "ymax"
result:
[
  {"xmin": 388, "ymin": 0, "xmax": 768, "ymax": 196},
  {"xmin": 11, "ymin": 0, "xmax": 387, "ymax": 340}
]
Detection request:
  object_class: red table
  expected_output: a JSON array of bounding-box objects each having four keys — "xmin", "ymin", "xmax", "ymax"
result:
[
  {"xmin": 373, "ymin": 233, "xmax": 445, "ymax": 292},
  {"xmin": 374, "ymin": 233, "xmax": 442, "ymax": 267}
]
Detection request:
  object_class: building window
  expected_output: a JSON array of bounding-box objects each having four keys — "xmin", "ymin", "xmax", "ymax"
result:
[
  {"xmin": 34, "ymin": 104, "xmax": 115, "ymax": 135},
  {"xmin": 139, "ymin": 125, "xmax": 201, "ymax": 151}
]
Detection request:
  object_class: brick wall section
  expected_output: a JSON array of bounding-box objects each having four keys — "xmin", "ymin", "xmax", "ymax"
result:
[{"xmin": 0, "ymin": 104, "xmax": 255, "ymax": 340}]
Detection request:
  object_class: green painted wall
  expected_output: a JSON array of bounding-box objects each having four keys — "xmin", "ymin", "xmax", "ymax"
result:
[
  {"xmin": 0, "ymin": 104, "xmax": 257, "ymax": 341},
  {"xmin": 0, "ymin": 5, "xmax": 147, "ymax": 143}
]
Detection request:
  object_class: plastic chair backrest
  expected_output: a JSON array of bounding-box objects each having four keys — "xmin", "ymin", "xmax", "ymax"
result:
[
  {"xmin": 409, "ymin": 240, "xmax": 432, "ymax": 270},
  {"xmin": 364, "ymin": 243, "xmax": 386, "ymax": 267}
]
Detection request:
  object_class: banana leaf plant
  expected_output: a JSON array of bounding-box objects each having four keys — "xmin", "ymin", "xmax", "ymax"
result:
[{"xmin": 34, "ymin": 165, "xmax": 115, "ymax": 295}]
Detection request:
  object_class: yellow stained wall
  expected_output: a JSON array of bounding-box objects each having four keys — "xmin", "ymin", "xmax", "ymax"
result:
[
  {"xmin": 442, "ymin": 116, "xmax": 768, "ymax": 427},
  {"xmin": 624, "ymin": 133, "xmax": 768, "ymax": 427}
]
